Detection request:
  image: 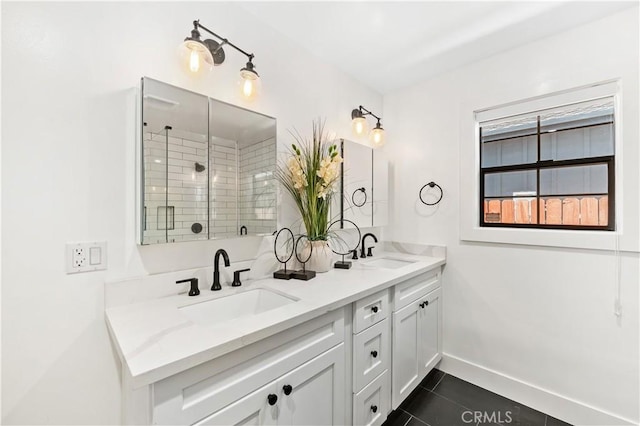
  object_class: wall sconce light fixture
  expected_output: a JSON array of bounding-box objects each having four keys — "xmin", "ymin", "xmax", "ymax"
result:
[
  {"xmin": 351, "ymin": 105, "xmax": 386, "ymax": 147},
  {"xmin": 179, "ymin": 20, "xmax": 260, "ymax": 100}
]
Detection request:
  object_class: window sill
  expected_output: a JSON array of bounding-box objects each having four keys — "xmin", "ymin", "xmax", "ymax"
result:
[{"xmin": 460, "ymin": 225, "xmax": 638, "ymax": 252}]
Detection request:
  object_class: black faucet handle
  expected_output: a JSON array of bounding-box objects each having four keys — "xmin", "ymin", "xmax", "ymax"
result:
[
  {"xmin": 351, "ymin": 249, "xmax": 359, "ymax": 260},
  {"xmin": 176, "ymin": 278, "xmax": 200, "ymax": 296},
  {"xmin": 232, "ymin": 268, "xmax": 251, "ymax": 287},
  {"xmin": 367, "ymin": 247, "xmax": 374, "ymax": 257}
]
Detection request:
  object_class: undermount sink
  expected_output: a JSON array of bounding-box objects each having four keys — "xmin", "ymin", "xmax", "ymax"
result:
[
  {"xmin": 180, "ymin": 288, "xmax": 297, "ymax": 326},
  {"xmin": 362, "ymin": 257, "xmax": 416, "ymax": 269}
]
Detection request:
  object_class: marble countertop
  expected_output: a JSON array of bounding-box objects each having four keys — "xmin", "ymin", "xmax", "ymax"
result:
[{"xmin": 105, "ymin": 251, "xmax": 445, "ymax": 389}]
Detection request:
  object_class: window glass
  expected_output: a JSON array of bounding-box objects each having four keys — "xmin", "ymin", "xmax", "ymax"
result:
[
  {"xmin": 539, "ymin": 164, "xmax": 608, "ymax": 196},
  {"xmin": 478, "ymin": 96, "xmax": 614, "ymax": 230},
  {"xmin": 481, "ymin": 135, "xmax": 537, "ymax": 167},
  {"xmin": 484, "ymin": 170, "xmax": 537, "ymax": 198}
]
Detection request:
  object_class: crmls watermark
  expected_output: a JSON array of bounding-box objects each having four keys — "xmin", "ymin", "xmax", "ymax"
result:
[{"xmin": 462, "ymin": 410, "xmax": 513, "ymax": 424}]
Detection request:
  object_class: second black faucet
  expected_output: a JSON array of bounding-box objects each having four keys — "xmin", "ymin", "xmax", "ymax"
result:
[
  {"xmin": 212, "ymin": 249, "xmax": 230, "ymax": 291},
  {"xmin": 360, "ymin": 233, "xmax": 378, "ymax": 258}
]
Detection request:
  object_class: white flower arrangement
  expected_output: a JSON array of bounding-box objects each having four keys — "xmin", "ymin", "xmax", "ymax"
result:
[{"xmin": 277, "ymin": 120, "xmax": 342, "ymax": 241}]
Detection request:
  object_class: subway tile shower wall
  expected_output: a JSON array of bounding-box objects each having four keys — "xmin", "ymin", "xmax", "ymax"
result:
[
  {"xmin": 143, "ymin": 133, "xmax": 276, "ymax": 244},
  {"xmin": 238, "ymin": 137, "xmax": 277, "ymax": 236},
  {"xmin": 143, "ymin": 132, "xmax": 209, "ymax": 244},
  {"xmin": 210, "ymin": 137, "xmax": 238, "ymax": 239}
]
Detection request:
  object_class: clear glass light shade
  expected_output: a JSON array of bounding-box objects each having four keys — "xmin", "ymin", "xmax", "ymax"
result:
[
  {"xmin": 178, "ymin": 40, "xmax": 214, "ymax": 76},
  {"xmin": 352, "ymin": 117, "xmax": 368, "ymax": 136},
  {"xmin": 370, "ymin": 127, "xmax": 386, "ymax": 147},
  {"xmin": 240, "ymin": 69, "xmax": 260, "ymax": 101}
]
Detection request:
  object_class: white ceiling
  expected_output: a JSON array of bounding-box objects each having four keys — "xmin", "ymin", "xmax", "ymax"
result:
[{"xmin": 239, "ymin": 1, "xmax": 637, "ymax": 94}]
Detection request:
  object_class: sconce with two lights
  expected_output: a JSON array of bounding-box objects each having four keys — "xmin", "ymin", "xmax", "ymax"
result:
[
  {"xmin": 178, "ymin": 20, "xmax": 260, "ymax": 100},
  {"xmin": 351, "ymin": 105, "xmax": 386, "ymax": 147}
]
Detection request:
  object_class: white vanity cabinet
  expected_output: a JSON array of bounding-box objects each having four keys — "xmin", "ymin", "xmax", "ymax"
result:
[
  {"xmin": 391, "ymin": 270, "xmax": 442, "ymax": 409},
  {"xmin": 196, "ymin": 344, "xmax": 345, "ymax": 426},
  {"xmin": 116, "ymin": 262, "xmax": 445, "ymax": 426},
  {"xmin": 141, "ymin": 308, "xmax": 346, "ymax": 425}
]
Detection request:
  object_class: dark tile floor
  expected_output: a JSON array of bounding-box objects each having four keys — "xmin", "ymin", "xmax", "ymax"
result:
[{"xmin": 382, "ymin": 369, "xmax": 572, "ymax": 426}]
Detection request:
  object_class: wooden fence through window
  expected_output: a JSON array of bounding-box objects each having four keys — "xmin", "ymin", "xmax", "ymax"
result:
[{"xmin": 483, "ymin": 196, "xmax": 608, "ymax": 226}]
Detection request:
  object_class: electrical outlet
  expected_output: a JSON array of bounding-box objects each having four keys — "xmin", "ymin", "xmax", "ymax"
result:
[
  {"xmin": 66, "ymin": 241, "xmax": 107, "ymax": 274},
  {"xmin": 73, "ymin": 247, "xmax": 86, "ymax": 268}
]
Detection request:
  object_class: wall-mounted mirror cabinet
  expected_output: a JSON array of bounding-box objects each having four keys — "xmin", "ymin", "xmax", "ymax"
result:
[
  {"xmin": 335, "ymin": 139, "xmax": 389, "ymax": 229},
  {"xmin": 139, "ymin": 77, "xmax": 277, "ymax": 245}
]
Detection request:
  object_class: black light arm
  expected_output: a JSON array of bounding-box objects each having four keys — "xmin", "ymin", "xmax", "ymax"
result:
[
  {"xmin": 352, "ymin": 105, "xmax": 382, "ymax": 122},
  {"xmin": 194, "ymin": 20, "xmax": 255, "ymax": 61}
]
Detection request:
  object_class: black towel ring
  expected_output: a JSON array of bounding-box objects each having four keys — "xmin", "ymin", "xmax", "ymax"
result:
[
  {"xmin": 419, "ymin": 182, "xmax": 443, "ymax": 206},
  {"xmin": 352, "ymin": 187, "xmax": 367, "ymax": 207}
]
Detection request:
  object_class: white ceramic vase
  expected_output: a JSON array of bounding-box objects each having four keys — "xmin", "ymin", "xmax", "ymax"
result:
[{"xmin": 304, "ymin": 240, "xmax": 333, "ymax": 273}]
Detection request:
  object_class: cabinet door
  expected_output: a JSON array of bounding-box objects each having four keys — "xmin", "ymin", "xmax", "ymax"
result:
[
  {"xmin": 372, "ymin": 150, "xmax": 388, "ymax": 227},
  {"xmin": 391, "ymin": 301, "xmax": 421, "ymax": 409},
  {"xmin": 341, "ymin": 140, "xmax": 373, "ymax": 228},
  {"xmin": 193, "ymin": 381, "xmax": 279, "ymax": 426},
  {"xmin": 418, "ymin": 288, "xmax": 442, "ymax": 376},
  {"xmin": 278, "ymin": 344, "xmax": 345, "ymax": 426}
]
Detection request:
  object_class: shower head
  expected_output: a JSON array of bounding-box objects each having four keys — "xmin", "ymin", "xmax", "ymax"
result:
[{"xmin": 195, "ymin": 162, "xmax": 206, "ymax": 172}]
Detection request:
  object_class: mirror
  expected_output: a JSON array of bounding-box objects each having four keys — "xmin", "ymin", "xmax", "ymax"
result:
[
  {"xmin": 139, "ymin": 77, "xmax": 276, "ymax": 244},
  {"xmin": 334, "ymin": 139, "xmax": 389, "ymax": 230}
]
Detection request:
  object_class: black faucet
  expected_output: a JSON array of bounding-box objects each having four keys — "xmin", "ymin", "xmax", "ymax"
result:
[
  {"xmin": 361, "ymin": 233, "xmax": 378, "ymax": 258},
  {"xmin": 211, "ymin": 249, "xmax": 230, "ymax": 291}
]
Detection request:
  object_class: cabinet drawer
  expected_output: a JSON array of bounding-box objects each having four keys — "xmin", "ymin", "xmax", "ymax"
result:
[
  {"xmin": 354, "ymin": 289, "xmax": 389, "ymax": 334},
  {"xmin": 393, "ymin": 269, "xmax": 440, "ymax": 311},
  {"xmin": 152, "ymin": 309, "xmax": 345, "ymax": 425},
  {"xmin": 353, "ymin": 318, "xmax": 390, "ymax": 393},
  {"xmin": 353, "ymin": 370, "xmax": 390, "ymax": 426}
]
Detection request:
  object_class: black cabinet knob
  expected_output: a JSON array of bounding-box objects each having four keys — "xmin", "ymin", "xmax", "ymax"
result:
[
  {"xmin": 371, "ymin": 405, "xmax": 378, "ymax": 413},
  {"xmin": 371, "ymin": 350, "xmax": 378, "ymax": 358},
  {"xmin": 371, "ymin": 306, "xmax": 379, "ymax": 313},
  {"xmin": 419, "ymin": 302, "xmax": 425, "ymax": 308},
  {"xmin": 267, "ymin": 394, "xmax": 278, "ymax": 406},
  {"xmin": 283, "ymin": 384, "xmax": 292, "ymax": 395}
]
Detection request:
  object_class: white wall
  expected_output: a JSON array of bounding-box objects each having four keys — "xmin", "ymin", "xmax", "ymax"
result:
[
  {"xmin": 383, "ymin": 8, "xmax": 639, "ymax": 425},
  {"xmin": 1, "ymin": 2, "xmax": 381, "ymax": 424}
]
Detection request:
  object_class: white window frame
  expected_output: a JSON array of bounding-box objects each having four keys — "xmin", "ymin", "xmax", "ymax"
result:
[{"xmin": 459, "ymin": 80, "xmax": 631, "ymax": 251}]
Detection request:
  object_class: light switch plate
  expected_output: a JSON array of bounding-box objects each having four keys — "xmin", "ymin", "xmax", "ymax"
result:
[{"xmin": 66, "ymin": 241, "xmax": 107, "ymax": 274}]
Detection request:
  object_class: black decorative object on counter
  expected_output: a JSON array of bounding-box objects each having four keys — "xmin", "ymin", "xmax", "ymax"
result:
[
  {"xmin": 273, "ymin": 228, "xmax": 295, "ymax": 280},
  {"xmin": 351, "ymin": 187, "xmax": 367, "ymax": 208},
  {"xmin": 240, "ymin": 225, "xmax": 247, "ymax": 235},
  {"xmin": 419, "ymin": 181, "xmax": 443, "ymax": 206},
  {"xmin": 327, "ymin": 219, "xmax": 361, "ymax": 269},
  {"xmin": 291, "ymin": 235, "xmax": 316, "ymax": 281}
]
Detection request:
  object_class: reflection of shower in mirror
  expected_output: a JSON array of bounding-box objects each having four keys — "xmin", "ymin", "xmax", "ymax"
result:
[{"xmin": 139, "ymin": 77, "xmax": 277, "ymax": 245}]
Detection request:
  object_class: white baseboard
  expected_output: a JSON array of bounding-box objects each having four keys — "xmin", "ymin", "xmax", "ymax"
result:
[{"xmin": 439, "ymin": 353, "xmax": 637, "ymax": 426}]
